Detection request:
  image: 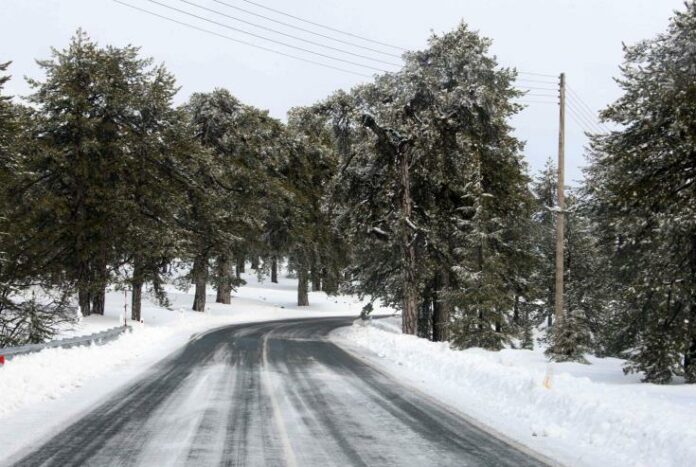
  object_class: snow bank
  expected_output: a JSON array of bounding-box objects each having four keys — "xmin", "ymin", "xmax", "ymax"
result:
[{"xmin": 333, "ymin": 320, "xmax": 696, "ymax": 467}]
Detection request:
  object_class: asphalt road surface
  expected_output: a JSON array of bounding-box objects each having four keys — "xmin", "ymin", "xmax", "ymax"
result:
[{"xmin": 8, "ymin": 317, "xmax": 549, "ymax": 467}]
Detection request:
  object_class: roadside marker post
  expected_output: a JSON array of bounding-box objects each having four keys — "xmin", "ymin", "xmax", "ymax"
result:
[{"xmin": 0, "ymin": 354, "xmax": 5, "ymax": 366}]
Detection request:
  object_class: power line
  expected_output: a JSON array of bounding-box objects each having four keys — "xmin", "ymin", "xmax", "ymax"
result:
[
  {"xmin": 567, "ymin": 97, "xmax": 605, "ymax": 134},
  {"xmin": 236, "ymin": 0, "xmax": 406, "ymax": 51},
  {"xmin": 524, "ymin": 93, "xmax": 559, "ymax": 99},
  {"xmin": 517, "ymin": 77, "xmax": 557, "ymax": 85},
  {"xmin": 567, "ymin": 103, "xmax": 602, "ymax": 134},
  {"xmin": 141, "ymin": 0, "xmax": 391, "ymax": 72},
  {"xmin": 566, "ymin": 92, "xmax": 606, "ymax": 132},
  {"xmin": 518, "ymin": 100, "xmax": 558, "ymax": 105},
  {"xmin": 567, "ymin": 93, "xmax": 601, "ymax": 125},
  {"xmin": 518, "ymin": 85, "xmax": 558, "ymax": 92},
  {"xmin": 566, "ymin": 109, "xmax": 595, "ymax": 135},
  {"xmin": 210, "ymin": 0, "xmax": 402, "ymax": 59},
  {"xmin": 517, "ymin": 70, "xmax": 558, "ymax": 79},
  {"xmin": 566, "ymin": 87, "xmax": 609, "ymax": 132},
  {"xmin": 567, "ymin": 86, "xmax": 599, "ymax": 115},
  {"xmin": 175, "ymin": 0, "xmax": 401, "ymax": 67},
  {"xmin": 112, "ymin": 0, "xmax": 372, "ymax": 78}
]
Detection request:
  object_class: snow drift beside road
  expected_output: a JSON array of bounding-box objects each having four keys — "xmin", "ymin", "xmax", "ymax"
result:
[{"xmin": 333, "ymin": 318, "xmax": 696, "ymax": 467}]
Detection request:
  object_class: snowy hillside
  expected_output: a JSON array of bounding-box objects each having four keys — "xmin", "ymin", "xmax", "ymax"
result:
[{"xmin": 333, "ymin": 319, "xmax": 696, "ymax": 467}]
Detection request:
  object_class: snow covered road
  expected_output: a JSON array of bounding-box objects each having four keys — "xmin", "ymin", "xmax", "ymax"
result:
[{"xmin": 5, "ymin": 317, "xmax": 548, "ymax": 467}]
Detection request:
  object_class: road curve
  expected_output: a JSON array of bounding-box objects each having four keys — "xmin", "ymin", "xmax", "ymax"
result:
[{"xmin": 7, "ymin": 317, "xmax": 548, "ymax": 467}]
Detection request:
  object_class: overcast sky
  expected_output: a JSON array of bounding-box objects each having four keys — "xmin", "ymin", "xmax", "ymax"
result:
[{"xmin": 0, "ymin": 0, "xmax": 685, "ymax": 182}]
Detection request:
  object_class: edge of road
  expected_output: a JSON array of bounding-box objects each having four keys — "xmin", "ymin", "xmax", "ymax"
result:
[{"xmin": 328, "ymin": 317, "xmax": 564, "ymax": 467}]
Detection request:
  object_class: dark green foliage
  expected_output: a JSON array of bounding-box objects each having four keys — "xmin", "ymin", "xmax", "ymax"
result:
[
  {"xmin": 182, "ymin": 89, "xmax": 286, "ymax": 308},
  {"xmin": 284, "ymin": 105, "xmax": 347, "ymax": 306},
  {"xmin": 585, "ymin": 1, "xmax": 696, "ymax": 382},
  {"xmin": 545, "ymin": 312, "xmax": 591, "ymax": 363}
]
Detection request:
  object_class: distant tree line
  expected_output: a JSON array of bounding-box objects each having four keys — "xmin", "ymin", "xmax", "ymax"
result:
[{"xmin": 1, "ymin": 1, "xmax": 695, "ymax": 384}]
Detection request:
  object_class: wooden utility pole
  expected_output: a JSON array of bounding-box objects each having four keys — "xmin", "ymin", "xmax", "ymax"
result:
[{"xmin": 554, "ymin": 73, "xmax": 566, "ymax": 323}]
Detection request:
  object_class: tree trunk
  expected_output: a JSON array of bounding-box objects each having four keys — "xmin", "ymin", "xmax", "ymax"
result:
[
  {"xmin": 297, "ymin": 266, "xmax": 309, "ymax": 306},
  {"xmin": 432, "ymin": 271, "xmax": 450, "ymax": 342},
  {"xmin": 418, "ymin": 293, "xmax": 432, "ymax": 339},
  {"xmin": 215, "ymin": 254, "xmax": 232, "ymax": 304},
  {"xmin": 91, "ymin": 253, "xmax": 107, "ymax": 315},
  {"xmin": 236, "ymin": 257, "xmax": 245, "ymax": 274},
  {"xmin": 311, "ymin": 268, "xmax": 322, "ymax": 292},
  {"xmin": 400, "ymin": 146, "xmax": 418, "ymax": 335},
  {"xmin": 78, "ymin": 285, "xmax": 91, "ymax": 317},
  {"xmin": 513, "ymin": 294, "xmax": 520, "ymax": 325},
  {"xmin": 251, "ymin": 256, "xmax": 259, "ymax": 270},
  {"xmin": 271, "ymin": 256, "xmax": 278, "ymax": 283},
  {"xmin": 685, "ymin": 335, "xmax": 696, "ymax": 383},
  {"xmin": 192, "ymin": 253, "xmax": 208, "ymax": 312},
  {"xmin": 91, "ymin": 287, "xmax": 105, "ymax": 315},
  {"xmin": 131, "ymin": 258, "xmax": 144, "ymax": 322},
  {"xmin": 686, "ymin": 235, "xmax": 696, "ymax": 383},
  {"xmin": 322, "ymin": 268, "xmax": 339, "ymax": 295}
]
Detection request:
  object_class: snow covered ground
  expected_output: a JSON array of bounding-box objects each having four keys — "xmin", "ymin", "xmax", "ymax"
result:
[
  {"xmin": 4, "ymin": 270, "xmax": 694, "ymax": 467},
  {"xmin": 333, "ymin": 317, "xmax": 696, "ymax": 467},
  {"xmin": 0, "ymin": 269, "xmax": 386, "ymax": 463}
]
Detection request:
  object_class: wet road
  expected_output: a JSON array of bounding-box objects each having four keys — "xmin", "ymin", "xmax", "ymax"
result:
[{"xmin": 8, "ymin": 317, "xmax": 548, "ymax": 466}]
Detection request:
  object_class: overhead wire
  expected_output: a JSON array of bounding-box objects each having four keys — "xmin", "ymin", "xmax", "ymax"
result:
[
  {"xmin": 566, "ymin": 108, "xmax": 595, "ymax": 135},
  {"xmin": 517, "ymin": 85, "xmax": 558, "ymax": 92},
  {"xmin": 565, "ymin": 89, "xmax": 605, "ymax": 133},
  {"xmin": 209, "ymin": 0, "xmax": 402, "ymax": 59},
  {"xmin": 517, "ymin": 70, "xmax": 558, "ymax": 79},
  {"xmin": 174, "ymin": 0, "xmax": 402, "ymax": 66},
  {"xmin": 140, "ymin": 0, "xmax": 391, "ymax": 72},
  {"xmin": 516, "ymin": 77, "xmax": 557, "ymax": 85},
  {"xmin": 566, "ymin": 87, "xmax": 609, "ymax": 132},
  {"xmin": 114, "ymin": 0, "xmax": 607, "ymax": 138},
  {"xmin": 517, "ymin": 100, "xmax": 558, "ymax": 105},
  {"xmin": 112, "ymin": 0, "xmax": 373, "ymax": 78},
  {"xmin": 236, "ymin": 0, "xmax": 406, "ymax": 51},
  {"xmin": 567, "ymin": 102, "xmax": 603, "ymax": 134}
]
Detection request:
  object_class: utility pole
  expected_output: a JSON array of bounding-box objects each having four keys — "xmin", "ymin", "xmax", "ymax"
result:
[{"xmin": 554, "ymin": 72, "xmax": 566, "ymax": 324}]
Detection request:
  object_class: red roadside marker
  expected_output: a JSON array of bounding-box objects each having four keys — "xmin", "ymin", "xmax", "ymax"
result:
[{"xmin": 0, "ymin": 355, "xmax": 5, "ymax": 366}]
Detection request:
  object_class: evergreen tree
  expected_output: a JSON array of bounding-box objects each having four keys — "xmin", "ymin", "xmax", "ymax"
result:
[
  {"xmin": 120, "ymin": 65, "xmax": 192, "ymax": 321},
  {"xmin": 530, "ymin": 158, "xmax": 558, "ymax": 329},
  {"xmin": 585, "ymin": 1, "xmax": 696, "ymax": 382},
  {"xmin": 183, "ymin": 89, "xmax": 285, "ymax": 310},
  {"xmin": 285, "ymin": 106, "xmax": 345, "ymax": 306},
  {"xmin": 531, "ymin": 163, "xmax": 600, "ymax": 361},
  {"xmin": 6, "ymin": 31, "xmax": 163, "ymax": 315},
  {"xmin": 324, "ymin": 23, "xmax": 529, "ymax": 338}
]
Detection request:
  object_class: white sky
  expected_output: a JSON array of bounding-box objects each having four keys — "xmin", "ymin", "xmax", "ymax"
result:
[{"xmin": 0, "ymin": 0, "xmax": 685, "ymax": 183}]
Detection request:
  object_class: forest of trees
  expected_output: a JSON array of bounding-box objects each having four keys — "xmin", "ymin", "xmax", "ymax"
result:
[{"xmin": 1, "ymin": 1, "xmax": 695, "ymax": 384}]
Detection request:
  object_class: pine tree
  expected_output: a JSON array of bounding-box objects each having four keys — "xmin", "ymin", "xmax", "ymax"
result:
[
  {"xmin": 182, "ymin": 89, "xmax": 285, "ymax": 309},
  {"xmin": 529, "ymin": 165, "xmax": 601, "ymax": 361},
  {"xmin": 7, "ymin": 31, "xmax": 166, "ymax": 316},
  {"xmin": 585, "ymin": 1, "xmax": 696, "ymax": 382},
  {"xmin": 120, "ymin": 65, "xmax": 192, "ymax": 321},
  {"xmin": 285, "ymin": 106, "xmax": 345, "ymax": 306},
  {"xmin": 530, "ymin": 159, "xmax": 558, "ymax": 329}
]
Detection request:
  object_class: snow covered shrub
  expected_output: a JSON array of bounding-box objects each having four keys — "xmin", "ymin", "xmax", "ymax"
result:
[{"xmin": 0, "ymin": 290, "xmax": 76, "ymax": 347}]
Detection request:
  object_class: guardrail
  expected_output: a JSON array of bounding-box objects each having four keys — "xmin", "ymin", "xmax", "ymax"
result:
[{"xmin": 0, "ymin": 325, "xmax": 132, "ymax": 361}]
